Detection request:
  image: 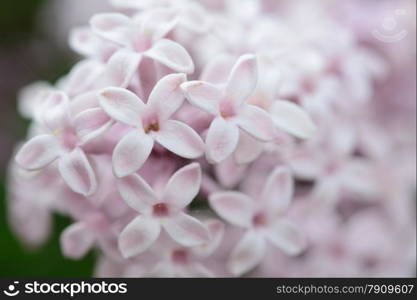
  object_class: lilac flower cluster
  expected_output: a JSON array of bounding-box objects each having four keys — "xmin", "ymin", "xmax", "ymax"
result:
[{"xmin": 9, "ymin": 0, "xmax": 415, "ymax": 277}]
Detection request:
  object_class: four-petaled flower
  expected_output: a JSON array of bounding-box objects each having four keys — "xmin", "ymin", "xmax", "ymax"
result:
[
  {"xmin": 124, "ymin": 220, "xmax": 225, "ymax": 277},
  {"xmin": 117, "ymin": 163, "xmax": 210, "ymax": 258},
  {"xmin": 90, "ymin": 11, "xmax": 194, "ymax": 73},
  {"xmin": 210, "ymin": 166, "xmax": 306, "ymax": 275},
  {"xmin": 99, "ymin": 73, "xmax": 205, "ymax": 177},
  {"xmin": 15, "ymin": 91, "xmax": 110, "ymax": 196},
  {"xmin": 181, "ymin": 54, "xmax": 276, "ymax": 163}
]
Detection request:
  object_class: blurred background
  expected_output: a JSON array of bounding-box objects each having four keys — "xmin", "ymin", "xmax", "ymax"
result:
[
  {"xmin": 0, "ymin": 0, "xmax": 415, "ymax": 277},
  {"xmin": 0, "ymin": 0, "xmax": 110, "ymax": 277}
]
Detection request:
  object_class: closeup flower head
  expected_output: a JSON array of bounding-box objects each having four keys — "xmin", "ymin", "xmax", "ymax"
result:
[{"xmin": 8, "ymin": 0, "xmax": 415, "ymax": 278}]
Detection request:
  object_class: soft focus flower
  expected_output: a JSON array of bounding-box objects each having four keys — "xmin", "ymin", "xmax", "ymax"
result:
[
  {"xmin": 7, "ymin": 0, "xmax": 415, "ymax": 278},
  {"xmin": 210, "ymin": 167, "xmax": 305, "ymax": 275},
  {"xmin": 124, "ymin": 219, "xmax": 225, "ymax": 277},
  {"xmin": 90, "ymin": 11, "xmax": 194, "ymax": 73},
  {"xmin": 15, "ymin": 92, "xmax": 105, "ymax": 196}
]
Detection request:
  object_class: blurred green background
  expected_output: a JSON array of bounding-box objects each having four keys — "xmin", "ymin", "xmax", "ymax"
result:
[{"xmin": 0, "ymin": 0, "xmax": 95, "ymax": 277}]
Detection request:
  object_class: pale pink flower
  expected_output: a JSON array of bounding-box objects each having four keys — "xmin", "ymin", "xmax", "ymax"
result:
[
  {"xmin": 98, "ymin": 73, "xmax": 204, "ymax": 177},
  {"xmin": 247, "ymin": 57, "xmax": 317, "ymax": 140},
  {"xmin": 8, "ymin": 0, "xmax": 415, "ymax": 279},
  {"xmin": 125, "ymin": 220, "xmax": 225, "ymax": 277},
  {"xmin": 198, "ymin": 55, "xmax": 316, "ymax": 164},
  {"xmin": 110, "ymin": 0, "xmax": 174, "ymax": 11},
  {"xmin": 182, "ymin": 54, "xmax": 276, "ymax": 163},
  {"xmin": 17, "ymin": 81, "xmax": 53, "ymax": 120},
  {"xmin": 90, "ymin": 10, "xmax": 194, "ymax": 73},
  {"xmin": 117, "ymin": 163, "xmax": 210, "ymax": 258},
  {"xmin": 60, "ymin": 212, "xmax": 118, "ymax": 259},
  {"xmin": 7, "ymin": 163, "xmax": 55, "ymax": 248},
  {"xmin": 210, "ymin": 167, "xmax": 305, "ymax": 275},
  {"xmin": 63, "ymin": 49, "xmax": 142, "ymax": 96},
  {"xmin": 289, "ymin": 120, "xmax": 378, "ymax": 206},
  {"xmin": 110, "ymin": 0, "xmax": 211, "ymax": 34},
  {"xmin": 15, "ymin": 92, "xmax": 111, "ymax": 196},
  {"xmin": 69, "ymin": 26, "xmax": 118, "ymax": 62}
]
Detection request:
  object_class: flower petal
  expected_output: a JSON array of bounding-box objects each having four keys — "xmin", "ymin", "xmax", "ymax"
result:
[
  {"xmin": 149, "ymin": 262, "xmax": 175, "ymax": 277},
  {"xmin": 270, "ymin": 100, "xmax": 316, "ymax": 139},
  {"xmin": 225, "ymin": 54, "xmax": 258, "ymax": 106},
  {"xmin": 60, "ymin": 222, "xmax": 95, "ymax": 259},
  {"xmin": 163, "ymin": 212, "xmax": 210, "ymax": 247},
  {"xmin": 73, "ymin": 108, "xmax": 112, "ymax": 145},
  {"xmin": 288, "ymin": 149, "xmax": 324, "ymax": 180},
  {"xmin": 141, "ymin": 7, "xmax": 177, "ymax": 41},
  {"xmin": 209, "ymin": 191, "xmax": 254, "ymax": 228},
  {"xmin": 98, "ymin": 87, "xmax": 145, "ymax": 126},
  {"xmin": 64, "ymin": 59, "xmax": 103, "ymax": 96},
  {"xmin": 236, "ymin": 105, "xmax": 276, "ymax": 141},
  {"xmin": 234, "ymin": 130, "xmax": 264, "ymax": 164},
  {"xmin": 110, "ymin": 0, "xmax": 154, "ymax": 10},
  {"xmin": 339, "ymin": 158, "xmax": 379, "ymax": 197},
  {"xmin": 70, "ymin": 91, "xmax": 100, "ymax": 116},
  {"xmin": 200, "ymin": 54, "xmax": 234, "ymax": 84},
  {"xmin": 15, "ymin": 135, "xmax": 60, "ymax": 170},
  {"xmin": 162, "ymin": 162, "xmax": 201, "ymax": 208},
  {"xmin": 193, "ymin": 219, "xmax": 225, "ymax": 257},
  {"xmin": 97, "ymin": 49, "xmax": 142, "ymax": 88},
  {"xmin": 265, "ymin": 220, "xmax": 305, "ymax": 256},
  {"xmin": 17, "ymin": 81, "xmax": 51, "ymax": 119},
  {"xmin": 178, "ymin": 2, "xmax": 210, "ymax": 33},
  {"xmin": 41, "ymin": 91, "xmax": 70, "ymax": 132},
  {"xmin": 90, "ymin": 13, "xmax": 131, "ymax": 45},
  {"xmin": 188, "ymin": 263, "xmax": 215, "ymax": 278},
  {"xmin": 310, "ymin": 178, "xmax": 341, "ymax": 207},
  {"xmin": 58, "ymin": 148, "xmax": 97, "ymax": 196},
  {"xmin": 214, "ymin": 157, "xmax": 247, "ymax": 188},
  {"xmin": 155, "ymin": 120, "xmax": 204, "ymax": 159},
  {"xmin": 117, "ymin": 173, "xmax": 157, "ymax": 213},
  {"xmin": 118, "ymin": 215, "xmax": 161, "ymax": 258},
  {"xmin": 147, "ymin": 73, "xmax": 186, "ymax": 120},
  {"xmin": 181, "ymin": 81, "xmax": 222, "ymax": 115},
  {"xmin": 261, "ymin": 167, "xmax": 294, "ymax": 212},
  {"xmin": 9, "ymin": 198, "xmax": 51, "ymax": 248},
  {"xmin": 145, "ymin": 39, "xmax": 194, "ymax": 73},
  {"xmin": 205, "ymin": 117, "xmax": 239, "ymax": 163},
  {"xmin": 112, "ymin": 130, "xmax": 154, "ymax": 177},
  {"xmin": 69, "ymin": 27, "xmax": 100, "ymax": 57},
  {"xmin": 228, "ymin": 230, "xmax": 265, "ymax": 276}
]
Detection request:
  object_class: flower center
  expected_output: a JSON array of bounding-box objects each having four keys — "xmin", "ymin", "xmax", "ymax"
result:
[
  {"xmin": 171, "ymin": 249, "xmax": 188, "ymax": 265},
  {"xmin": 61, "ymin": 128, "xmax": 78, "ymax": 150},
  {"xmin": 302, "ymin": 78, "xmax": 315, "ymax": 95},
  {"xmin": 133, "ymin": 35, "xmax": 152, "ymax": 52},
  {"xmin": 252, "ymin": 212, "xmax": 268, "ymax": 227},
  {"xmin": 220, "ymin": 100, "xmax": 236, "ymax": 119},
  {"xmin": 329, "ymin": 242, "xmax": 346, "ymax": 259},
  {"xmin": 152, "ymin": 203, "xmax": 169, "ymax": 218},
  {"xmin": 86, "ymin": 213, "xmax": 109, "ymax": 234},
  {"xmin": 326, "ymin": 161, "xmax": 339, "ymax": 174},
  {"xmin": 144, "ymin": 121, "xmax": 160, "ymax": 134},
  {"xmin": 362, "ymin": 256, "xmax": 379, "ymax": 269}
]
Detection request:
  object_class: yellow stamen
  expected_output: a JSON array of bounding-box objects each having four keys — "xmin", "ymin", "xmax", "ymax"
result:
[
  {"xmin": 144, "ymin": 122, "xmax": 160, "ymax": 134},
  {"xmin": 53, "ymin": 128, "xmax": 62, "ymax": 137}
]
